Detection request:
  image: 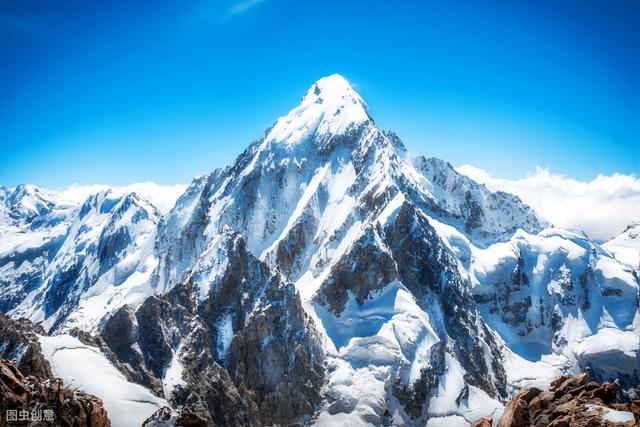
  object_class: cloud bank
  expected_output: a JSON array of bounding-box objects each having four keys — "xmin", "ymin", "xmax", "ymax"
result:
[{"xmin": 456, "ymin": 165, "xmax": 640, "ymax": 242}]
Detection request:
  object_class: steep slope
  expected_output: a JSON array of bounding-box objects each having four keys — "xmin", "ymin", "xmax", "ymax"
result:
[
  {"xmin": 100, "ymin": 230, "xmax": 324, "ymax": 426},
  {"xmin": 148, "ymin": 74, "xmax": 637, "ymax": 425},
  {"xmin": 0, "ymin": 189, "xmax": 162, "ymax": 332},
  {"xmin": 412, "ymin": 157, "xmax": 545, "ymax": 243}
]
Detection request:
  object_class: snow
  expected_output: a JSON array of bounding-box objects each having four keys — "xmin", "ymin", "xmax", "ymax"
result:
[
  {"xmin": 310, "ymin": 280, "xmax": 499, "ymax": 426},
  {"xmin": 574, "ymin": 327, "xmax": 639, "ymax": 358},
  {"xmin": 56, "ymin": 182, "xmax": 187, "ymax": 214},
  {"xmin": 266, "ymin": 74, "xmax": 370, "ymax": 146},
  {"xmin": 38, "ymin": 334, "xmax": 166, "ymax": 427},
  {"xmin": 313, "ymin": 281, "xmax": 437, "ymax": 352},
  {"xmin": 586, "ymin": 404, "xmax": 636, "ymax": 423},
  {"xmin": 216, "ymin": 313, "xmax": 234, "ymax": 359},
  {"xmin": 189, "ymin": 233, "xmax": 231, "ymax": 301},
  {"xmin": 428, "ymin": 354, "xmax": 501, "ymax": 423},
  {"xmin": 604, "ymin": 223, "xmax": 639, "ymax": 271},
  {"xmin": 602, "ymin": 407, "xmax": 636, "ymax": 423},
  {"xmin": 163, "ymin": 349, "xmax": 186, "ymax": 399}
]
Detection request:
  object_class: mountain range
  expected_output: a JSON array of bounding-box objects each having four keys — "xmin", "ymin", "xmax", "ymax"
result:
[{"xmin": 1, "ymin": 74, "xmax": 638, "ymax": 427}]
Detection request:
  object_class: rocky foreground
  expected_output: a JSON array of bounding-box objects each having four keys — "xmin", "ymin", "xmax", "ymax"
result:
[
  {"xmin": 472, "ymin": 373, "xmax": 640, "ymax": 427},
  {"xmin": 0, "ymin": 314, "xmax": 110, "ymax": 427}
]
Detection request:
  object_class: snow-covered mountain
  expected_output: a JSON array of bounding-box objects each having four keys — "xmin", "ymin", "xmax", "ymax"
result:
[
  {"xmin": 1, "ymin": 74, "xmax": 638, "ymax": 427},
  {"xmin": 604, "ymin": 222, "xmax": 639, "ymax": 272}
]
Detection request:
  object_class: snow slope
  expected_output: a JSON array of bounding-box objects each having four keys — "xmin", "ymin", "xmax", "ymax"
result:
[{"xmin": 39, "ymin": 334, "xmax": 166, "ymax": 427}]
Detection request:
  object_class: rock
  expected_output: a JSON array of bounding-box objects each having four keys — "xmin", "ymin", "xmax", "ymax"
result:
[
  {"xmin": 498, "ymin": 387, "xmax": 531, "ymax": 427},
  {"xmin": 495, "ymin": 374, "xmax": 640, "ymax": 427},
  {"xmin": 101, "ymin": 231, "xmax": 325, "ymax": 426},
  {"xmin": 143, "ymin": 405, "xmax": 209, "ymax": 427},
  {"xmin": 0, "ymin": 360, "xmax": 29, "ymax": 401},
  {"xmin": 0, "ymin": 314, "xmax": 52, "ymax": 380},
  {"xmin": 520, "ymin": 387, "xmax": 542, "ymax": 403},
  {"xmin": 0, "ymin": 359, "xmax": 110, "ymax": 427},
  {"xmin": 549, "ymin": 415, "xmax": 570, "ymax": 427},
  {"xmin": 591, "ymin": 382, "xmax": 619, "ymax": 404},
  {"xmin": 471, "ymin": 416, "xmax": 493, "ymax": 427},
  {"xmin": 528, "ymin": 390, "xmax": 555, "ymax": 415}
]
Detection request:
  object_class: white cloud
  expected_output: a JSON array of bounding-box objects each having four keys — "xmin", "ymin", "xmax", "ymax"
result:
[
  {"xmin": 56, "ymin": 182, "xmax": 188, "ymax": 215},
  {"xmin": 456, "ymin": 165, "xmax": 640, "ymax": 242}
]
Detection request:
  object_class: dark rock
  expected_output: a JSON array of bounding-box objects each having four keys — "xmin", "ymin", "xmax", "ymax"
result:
[
  {"xmin": 471, "ymin": 416, "xmax": 493, "ymax": 427},
  {"xmin": 0, "ymin": 314, "xmax": 52, "ymax": 380},
  {"xmin": 101, "ymin": 231, "xmax": 325, "ymax": 426},
  {"xmin": 0, "ymin": 358, "xmax": 110, "ymax": 426},
  {"xmin": 495, "ymin": 374, "xmax": 639, "ymax": 427}
]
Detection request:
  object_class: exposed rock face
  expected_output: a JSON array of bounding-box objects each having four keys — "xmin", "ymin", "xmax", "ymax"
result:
[
  {"xmin": 484, "ymin": 373, "xmax": 640, "ymax": 427},
  {"xmin": 100, "ymin": 231, "xmax": 325, "ymax": 426},
  {"xmin": 0, "ymin": 314, "xmax": 52, "ymax": 380},
  {"xmin": 143, "ymin": 405, "xmax": 209, "ymax": 427}
]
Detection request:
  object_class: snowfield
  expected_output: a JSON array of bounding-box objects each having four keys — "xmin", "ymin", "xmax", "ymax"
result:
[{"xmin": 38, "ymin": 334, "xmax": 166, "ymax": 427}]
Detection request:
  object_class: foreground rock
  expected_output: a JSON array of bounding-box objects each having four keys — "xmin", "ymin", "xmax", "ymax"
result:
[
  {"xmin": 474, "ymin": 373, "xmax": 640, "ymax": 426},
  {"xmin": 0, "ymin": 315, "xmax": 111, "ymax": 426},
  {"xmin": 0, "ymin": 359, "xmax": 110, "ymax": 426},
  {"xmin": 0, "ymin": 314, "xmax": 52, "ymax": 380}
]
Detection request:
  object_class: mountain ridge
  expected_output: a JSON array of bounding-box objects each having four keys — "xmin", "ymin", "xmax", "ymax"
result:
[{"xmin": 1, "ymin": 74, "xmax": 638, "ymax": 426}]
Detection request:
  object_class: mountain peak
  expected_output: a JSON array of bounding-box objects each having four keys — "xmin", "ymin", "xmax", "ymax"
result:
[
  {"xmin": 266, "ymin": 74, "xmax": 371, "ymax": 145},
  {"xmin": 303, "ymin": 73, "xmax": 355, "ymax": 101},
  {"xmin": 300, "ymin": 74, "xmax": 367, "ymax": 112}
]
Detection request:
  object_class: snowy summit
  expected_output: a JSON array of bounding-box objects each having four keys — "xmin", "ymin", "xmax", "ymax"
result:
[{"xmin": 266, "ymin": 73, "xmax": 371, "ymax": 146}]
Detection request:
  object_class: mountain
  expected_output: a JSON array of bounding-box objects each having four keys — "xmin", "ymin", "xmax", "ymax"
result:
[
  {"xmin": 604, "ymin": 222, "xmax": 639, "ymax": 271},
  {"xmin": 1, "ymin": 74, "xmax": 638, "ymax": 427}
]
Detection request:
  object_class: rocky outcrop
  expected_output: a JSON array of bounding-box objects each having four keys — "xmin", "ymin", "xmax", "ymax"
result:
[
  {"xmin": 143, "ymin": 405, "xmax": 209, "ymax": 427},
  {"xmin": 100, "ymin": 231, "xmax": 325, "ymax": 426},
  {"xmin": 0, "ymin": 359, "xmax": 110, "ymax": 427},
  {"xmin": 477, "ymin": 373, "xmax": 640, "ymax": 426},
  {"xmin": 0, "ymin": 316, "xmax": 111, "ymax": 426},
  {"xmin": 0, "ymin": 314, "xmax": 52, "ymax": 380}
]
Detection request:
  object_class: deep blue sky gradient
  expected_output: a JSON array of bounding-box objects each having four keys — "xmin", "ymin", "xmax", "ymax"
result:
[{"xmin": 1, "ymin": 0, "xmax": 638, "ymax": 187}]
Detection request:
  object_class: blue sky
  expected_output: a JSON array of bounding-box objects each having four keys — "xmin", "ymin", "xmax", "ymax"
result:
[{"xmin": 1, "ymin": 0, "xmax": 638, "ymax": 188}]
